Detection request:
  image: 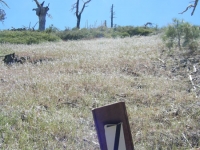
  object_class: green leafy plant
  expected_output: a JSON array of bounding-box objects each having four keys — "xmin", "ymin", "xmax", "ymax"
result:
[
  {"xmin": 162, "ymin": 18, "xmax": 200, "ymax": 50},
  {"xmin": 45, "ymin": 24, "xmax": 59, "ymax": 34},
  {"xmin": 0, "ymin": 25, "xmax": 156, "ymax": 44},
  {"xmin": 114, "ymin": 26, "xmax": 153, "ymax": 36},
  {"xmin": 57, "ymin": 26, "xmax": 155, "ymax": 41},
  {"xmin": 0, "ymin": 30, "xmax": 60, "ymax": 44}
]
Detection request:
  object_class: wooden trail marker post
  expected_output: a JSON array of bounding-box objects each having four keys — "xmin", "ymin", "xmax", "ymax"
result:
[{"xmin": 92, "ymin": 102, "xmax": 134, "ymax": 150}]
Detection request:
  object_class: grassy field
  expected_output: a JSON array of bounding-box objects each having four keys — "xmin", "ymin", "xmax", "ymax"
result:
[{"xmin": 0, "ymin": 35, "xmax": 199, "ymax": 149}]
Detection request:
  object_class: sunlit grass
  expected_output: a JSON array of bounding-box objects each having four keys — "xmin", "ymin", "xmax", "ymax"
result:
[{"xmin": 0, "ymin": 35, "xmax": 199, "ymax": 149}]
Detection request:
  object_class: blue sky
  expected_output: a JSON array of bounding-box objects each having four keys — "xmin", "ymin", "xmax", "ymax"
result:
[{"xmin": 0, "ymin": 0, "xmax": 200, "ymax": 30}]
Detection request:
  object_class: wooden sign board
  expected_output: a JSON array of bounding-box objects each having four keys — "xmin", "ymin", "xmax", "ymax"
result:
[{"xmin": 92, "ymin": 102, "xmax": 134, "ymax": 150}]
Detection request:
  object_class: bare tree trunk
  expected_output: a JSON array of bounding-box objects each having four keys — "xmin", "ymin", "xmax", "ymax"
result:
[
  {"xmin": 32, "ymin": 0, "xmax": 49, "ymax": 31},
  {"xmin": 77, "ymin": 15, "xmax": 81, "ymax": 29},
  {"xmin": 175, "ymin": 20, "xmax": 182, "ymax": 49},
  {"xmin": 72, "ymin": 0, "xmax": 91, "ymax": 29},
  {"xmin": 110, "ymin": 4, "xmax": 115, "ymax": 28},
  {"xmin": 104, "ymin": 20, "xmax": 107, "ymax": 27}
]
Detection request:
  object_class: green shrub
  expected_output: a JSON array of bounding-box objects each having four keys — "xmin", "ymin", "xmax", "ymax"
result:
[
  {"xmin": 183, "ymin": 24, "xmax": 200, "ymax": 46},
  {"xmin": 45, "ymin": 24, "xmax": 60, "ymax": 34},
  {"xmin": 92, "ymin": 31, "xmax": 105, "ymax": 38},
  {"xmin": 188, "ymin": 41, "xmax": 199, "ymax": 52},
  {"xmin": 114, "ymin": 26, "xmax": 154, "ymax": 36},
  {"xmin": 0, "ymin": 30, "xmax": 60, "ymax": 44},
  {"xmin": 1, "ymin": 25, "xmax": 156, "ymax": 43},
  {"xmin": 111, "ymin": 31, "xmax": 120, "ymax": 38},
  {"xmin": 162, "ymin": 18, "xmax": 200, "ymax": 50},
  {"xmin": 120, "ymin": 32, "xmax": 130, "ymax": 38},
  {"xmin": 56, "ymin": 26, "xmax": 155, "ymax": 41},
  {"xmin": 57, "ymin": 29, "xmax": 89, "ymax": 40}
]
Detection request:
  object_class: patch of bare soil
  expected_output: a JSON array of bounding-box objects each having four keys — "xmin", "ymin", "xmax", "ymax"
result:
[
  {"xmin": 168, "ymin": 50, "xmax": 200, "ymax": 97},
  {"xmin": 136, "ymin": 48, "xmax": 200, "ymax": 149}
]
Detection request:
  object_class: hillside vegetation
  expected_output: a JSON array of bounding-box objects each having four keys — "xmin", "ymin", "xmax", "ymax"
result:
[
  {"xmin": 0, "ymin": 35, "xmax": 200, "ymax": 149},
  {"xmin": 0, "ymin": 26, "xmax": 155, "ymax": 44},
  {"xmin": 0, "ymin": 30, "xmax": 60, "ymax": 44}
]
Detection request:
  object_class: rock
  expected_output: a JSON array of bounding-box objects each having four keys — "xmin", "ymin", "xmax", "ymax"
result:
[
  {"xmin": 3, "ymin": 53, "xmax": 30, "ymax": 65},
  {"xmin": 3, "ymin": 53, "xmax": 16, "ymax": 64}
]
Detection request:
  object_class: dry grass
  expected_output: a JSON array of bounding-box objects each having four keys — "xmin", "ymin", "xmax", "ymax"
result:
[{"xmin": 0, "ymin": 35, "xmax": 199, "ymax": 149}]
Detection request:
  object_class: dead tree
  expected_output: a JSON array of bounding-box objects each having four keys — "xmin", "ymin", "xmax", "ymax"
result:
[
  {"xmin": 111, "ymin": 4, "xmax": 115, "ymax": 28},
  {"xmin": 0, "ymin": 9, "xmax": 6, "ymax": 22},
  {"xmin": 0, "ymin": 0, "xmax": 9, "ymax": 22},
  {"xmin": 71, "ymin": 0, "xmax": 91, "ymax": 29},
  {"xmin": 144, "ymin": 22, "xmax": 153, "ymax": 28},
  {"xmin": 32, "ymin": 0, "xmax": 49, "ymax": 31},
  {"xmin": 104, "ymin": 20, "xmax": 107, "ymax": 27},
  {"xmin": 179, "ymin": 0, "xmax": 198, "ymax": 15}
]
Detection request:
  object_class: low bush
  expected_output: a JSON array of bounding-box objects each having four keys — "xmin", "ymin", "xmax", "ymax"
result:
[
  {"xmin": 0, "ymin": 30, "xmax": 60, "ymax": 44},
  {"xmin": 0, "ymin": 26, "xmax": 156, "ymax": 44},
  {"xmin": 114, "ymin": 26, "xmax": 154, "ymax": 36},
  {"xmin": 162, "ymin": 18, "xmax": 200, "ymax": 50},
  {"xmin": 57, "ymin": 26, "xmax": 155, "ymax": 40},
  {"xmin": 57, "ymin": 28, "xmax": 93, "ymax": 40}
]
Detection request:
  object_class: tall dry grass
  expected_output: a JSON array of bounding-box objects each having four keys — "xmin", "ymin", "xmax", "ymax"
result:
[{"xmin": 0, "ymin": 35, "xmax": 199, "ymax": 149}]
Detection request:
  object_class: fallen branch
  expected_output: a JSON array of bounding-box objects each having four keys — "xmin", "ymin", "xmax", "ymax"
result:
[
  {"xmin": 189, "ymin": 74, "xmax": 197, "ymax": 90},
  {"xmin": 83, "ymin": 138, "xmax": 99, "ymax": 146},
  {"xmin": 182, "ymin": 133, "xmax": 193, "ymax": 148},
  {"xmin": 158, "ymin": 58, "xmax": 165, "ymax": 64},
  {"xmin": 193, "ymin": 65, "xmax": 197, "ymax": 73}
]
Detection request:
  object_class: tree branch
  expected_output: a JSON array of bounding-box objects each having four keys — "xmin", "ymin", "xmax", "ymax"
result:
[
  {"xmin": 179, "ymin": 0, "xmax": 199, "ymax": 15},
  {"xmin": 33, "ymin": 0, "xmax": 41, "ymax": 8},
  {"xmin": 0, "ymin": 0, "xmax": 9, "ymax": 8},
  {"xmin": 179, "ymin": 5, "xmax": 194, "ymax": 14},
  {"xmin": 71, "ymin": 0, "xmax": 91, "ymax": 17},
  {"xmin": 71, "ymin": 3, "xmax": 76, "ymax": 11},
  {"xmin": 71, "ymin": 1, "xmax": 79, "ymax": 17},
  {"xmin": 80, "ymin": 0, "xmax": 91, "ymax": 15}
]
